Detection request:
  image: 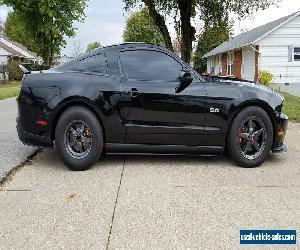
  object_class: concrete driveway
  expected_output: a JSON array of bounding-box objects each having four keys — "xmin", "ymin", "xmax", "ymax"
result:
[
  {"xmin": 0, "ymin": 123, "xmax": 299, "ymax": 249},
  {"xmin": 0, "ymin": 98, "xmax": 36, "ymax": 182}
]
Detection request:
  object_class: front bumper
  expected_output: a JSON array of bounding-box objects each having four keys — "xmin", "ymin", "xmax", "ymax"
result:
[
  {"xmin": 272, "ymin": 113, "xmax": 288, "ymax": 153},
  {"xmin": 17, "ymin": 119, "xmax": 53, "ymax": 148}
]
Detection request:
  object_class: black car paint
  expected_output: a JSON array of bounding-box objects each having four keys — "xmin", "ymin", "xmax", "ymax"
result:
[{"xmin": 17, "ymin": 43, "xmax": 288, "ymax": 155}]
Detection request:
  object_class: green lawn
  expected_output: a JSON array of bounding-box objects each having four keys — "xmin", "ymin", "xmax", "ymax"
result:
[
  {"xmin": 278, "ymin": 91, "xmax": 300, "ymax": 122},
  {"xmin": 0, "ymin": 82, "xmax": 21, "ymax": 101}
]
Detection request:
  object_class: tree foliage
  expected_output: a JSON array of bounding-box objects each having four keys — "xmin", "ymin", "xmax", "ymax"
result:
[
  {"xmin": 1, "ymin": 0, "xmax": 88, "ymax": 66},
  {"xmin": 86, "ymin": 42, "xmax": 102, "ymax": 53},
  {"xmin": 5, "ymin": 11, "xmax": 41, "ymax": 55},
  {"xmin": 123, "ymin": 8, "xmax": 165, "ymax": 46},
  {"xmin": 123, "ymin": 0, "xmax": 279, "ymax": 63},
  {"xmin": 193, "ymin": 23, "xmax": 230, "ymax": 74},
  {"xmin": 193, "ymin": 1, "xmax": 231, "ymax": 74}
]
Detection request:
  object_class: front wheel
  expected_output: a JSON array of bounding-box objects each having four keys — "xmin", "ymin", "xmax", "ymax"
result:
[
  {"xmin": 228, "ymin": 106, "xmax": 273, "ymax": 168},
  {"xmin": 55, "ymin": 106, "xmax": 103, "ymax": 171}
]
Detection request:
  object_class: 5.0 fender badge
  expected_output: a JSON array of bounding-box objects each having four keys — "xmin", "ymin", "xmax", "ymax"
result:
[{"xmin": 210, "ymin": 108, "xmax": 220, "ymax": 113}]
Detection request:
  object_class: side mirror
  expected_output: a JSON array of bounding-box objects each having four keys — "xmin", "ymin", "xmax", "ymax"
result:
[
  {"xmin": 175, "ymin": 70, "xmax": 193, "ymax": 93},
  {"xmin": 178, "ymin": 70, "xmax": 193, "ymax": 85}
]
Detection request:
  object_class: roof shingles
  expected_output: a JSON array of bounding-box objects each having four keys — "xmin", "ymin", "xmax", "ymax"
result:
[
  {"xmin": 0, "ymin": 37, "xmax": 37, "ymax": 59},
  {"xmin": 204, "ymin": 11, "xmax": 300, "ymax": 58}
]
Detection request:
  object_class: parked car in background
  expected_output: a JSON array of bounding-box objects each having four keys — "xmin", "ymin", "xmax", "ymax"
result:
[{"xmin": 17, "ymin": 43, "xmax": 288, "ymax": 171}]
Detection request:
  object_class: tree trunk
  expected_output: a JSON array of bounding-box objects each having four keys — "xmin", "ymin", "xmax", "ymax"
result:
[
  {"xmin": 49, "ymin": 37, "xmax": 55, "ymax": 67},
  {"xmin": 142, "ymin": 0, "xmax": 174, "ymax": 52},
  {"xmin": 42, "ymin": 37, "xmax": 50, "ymax": 67},
  {"xmin": 43, "ymin": 50, "xmax": 50, "ymax": 67},
  {"xmin": 178, "ymin": 0, "xmax": 196, "ymax": 63}
]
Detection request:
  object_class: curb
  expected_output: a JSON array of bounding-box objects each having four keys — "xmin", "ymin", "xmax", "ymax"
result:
[{"xmin": 0, "ymin": 149, "xmax": 43, "ymax": 187}]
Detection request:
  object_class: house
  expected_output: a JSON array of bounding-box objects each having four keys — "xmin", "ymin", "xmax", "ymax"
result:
[
  {"xmin": 0, "ymin": 36, "xmax": 39, "ymax": 65},
  {"xmin": 203, "ymin": 11, "xmax": 300, "ymax": 84},
  {"xmin": 0, "ymin": 35, "xmax": 41, "ymax": 80}
]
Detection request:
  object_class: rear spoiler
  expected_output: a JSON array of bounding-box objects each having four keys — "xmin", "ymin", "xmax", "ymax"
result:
[{"xmin": 19, "ymin": 65, "xmax": 31, "ymax": 75}]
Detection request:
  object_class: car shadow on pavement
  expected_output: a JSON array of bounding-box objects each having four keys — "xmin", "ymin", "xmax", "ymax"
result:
[
  {"xmin": 39, "ymin": 148, "xmax": 125, "ymax": 172},
  {"xmin": 118, "ymin": 154, "xmax": 230, "ymax": 164},
  {"xmin": 36, "ymin": 148, "xmax": 285, "ymax": 173}
]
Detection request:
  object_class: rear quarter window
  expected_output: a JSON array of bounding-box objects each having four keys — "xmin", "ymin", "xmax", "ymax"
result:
[{"xmin": 76, "ymin": 53, "xmax": 108, "ymax": 74}]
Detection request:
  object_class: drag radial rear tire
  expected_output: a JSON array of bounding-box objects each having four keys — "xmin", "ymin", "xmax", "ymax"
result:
[
  {"xmin": 55, "ymin": 106, "xmax": 103, "ymax": 171},
  {"xmin": 228, "ymin": 106, "xmax": 273, "ymax": 168}
]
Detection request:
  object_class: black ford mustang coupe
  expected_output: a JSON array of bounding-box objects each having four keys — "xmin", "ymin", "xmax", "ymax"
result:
[{"xmin": 17, "ymin": 43, "xmax": 288, "ymax": 171}]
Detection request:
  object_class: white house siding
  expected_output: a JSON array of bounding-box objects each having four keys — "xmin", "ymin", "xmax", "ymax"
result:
[
  {"xmin": 0, "ymin": 50, "xmax": 9, "ymax": 80},
  {"xmin": 242, "ymin": 47, "xmax": 256, "ymax": 81},
  {"xmin": 258, "ymin": 15, "xmax": 300, "ymax": 84},
  {"xmin": 0, "ymin": 55, "xmax": 7, "ymax": 64},
  {"xmin": 0, "ymin": 47, "xmax": 10, "ymax": 64}
]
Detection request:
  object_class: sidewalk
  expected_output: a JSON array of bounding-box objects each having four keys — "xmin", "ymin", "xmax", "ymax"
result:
[{"xmin": 0, "ymin": 98, "xmax": 37, "ymax": 182}]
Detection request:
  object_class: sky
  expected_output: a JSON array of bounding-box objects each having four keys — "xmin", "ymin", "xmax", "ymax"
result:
[{"xmin": 0, "ymin": 0, "xmax": 300, "ymax": 56}]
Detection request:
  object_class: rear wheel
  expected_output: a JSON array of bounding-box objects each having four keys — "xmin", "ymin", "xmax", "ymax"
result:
[
  {"xmin": 228, "ymin": 106, "xmax": 273, "ymax": 168},
  {"xmin": 55, "ymin": 106, "xmax": 103, "ymax": 171}
]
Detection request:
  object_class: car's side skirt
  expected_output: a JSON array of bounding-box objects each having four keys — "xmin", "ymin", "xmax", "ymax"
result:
[{"xmin": 106, "ymin": 143, "xmax": 223, "ymax": 156}]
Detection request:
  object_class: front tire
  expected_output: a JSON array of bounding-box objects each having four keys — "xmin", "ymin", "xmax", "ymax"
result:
[
  {"xmin": 228, "ymin": 106, "xmax": 273, "ymax": 168},
  {"xmin": 55, "ymin": 106, "xmax": 103, "ymax": 171}
]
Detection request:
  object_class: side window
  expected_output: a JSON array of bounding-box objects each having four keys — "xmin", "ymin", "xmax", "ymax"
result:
[
  {"xmin": 119, "ymin": 50, "xmax": 182, "ymax": 81},
  {"xmin": 76, "ymin": 53, "xmax": 108, "ymax": 74}
]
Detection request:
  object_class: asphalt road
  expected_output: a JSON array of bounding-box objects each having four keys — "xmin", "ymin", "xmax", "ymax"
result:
[
  {"xmin": 0, "ymin": 98, "xmax": 36, "ymax": 181},
  {"xmin": 0, "ymin": 123, "xmax": 299, "ymax": 249}
]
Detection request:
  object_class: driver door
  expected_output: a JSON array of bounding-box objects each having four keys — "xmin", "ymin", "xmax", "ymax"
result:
[{"xmin": 119, "ymin": 48, "xmax": 206, "ymax": 146}]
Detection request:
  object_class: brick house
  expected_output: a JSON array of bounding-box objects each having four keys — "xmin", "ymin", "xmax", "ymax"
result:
[{"xmin": 203, "ymin": 11, "xmax": 300, "ymax": 84}]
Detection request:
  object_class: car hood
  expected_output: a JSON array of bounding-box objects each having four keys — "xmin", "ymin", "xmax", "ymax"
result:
[
  {"xmin": 245, "ymin": 82, "xmax": 283, "ymax": 100},
  {"xmin": 207, "ymin": 79, "xmax": 285, "ymax": 112},
  {"xmin": 225, "ymin": 80, "xmax": 285, "ymax": 103}
]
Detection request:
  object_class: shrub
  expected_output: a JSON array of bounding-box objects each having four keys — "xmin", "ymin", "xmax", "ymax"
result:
[
  {"xmin": 8, "ymin": 60, "xmax": 22, "ymax": 81},
  {"xmin": 258, "ymin": 70, "xmax": 273, "ymax": 86}
]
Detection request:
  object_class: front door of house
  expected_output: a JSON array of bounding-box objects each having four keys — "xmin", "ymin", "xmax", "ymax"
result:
[{"xmin": 242, "ymin": 47, "xmax": 256, "ymax": 82}]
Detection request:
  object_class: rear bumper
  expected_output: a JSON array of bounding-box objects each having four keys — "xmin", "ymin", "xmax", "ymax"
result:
[
  {"xmin": 17, "ymin": 119, "xmax": 53, "ymax": 148},
  {"xmin": 272, "ymin": 113, "xmax": 288, "ymax": 153}
]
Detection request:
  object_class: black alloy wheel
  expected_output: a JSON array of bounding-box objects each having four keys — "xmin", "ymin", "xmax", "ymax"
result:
[
  {"xmin": 228, "ymin": 106, "xmax": 273, "ymax": 168},
  {"xmin": 237, "ymin": 116, "xmax": 267, "ymax": 160},
  {"xmin": 55, "ymin": 106, "xmax": 103, "ymax": 171},
  {"xmin": 64, "ymin": 120, "xmax": 93, "ymax": 160}
]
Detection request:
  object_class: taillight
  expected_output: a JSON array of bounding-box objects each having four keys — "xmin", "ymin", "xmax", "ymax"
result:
[{"xmin": 36, "ymin": 120, "xmax": 47, "ymax": 126}]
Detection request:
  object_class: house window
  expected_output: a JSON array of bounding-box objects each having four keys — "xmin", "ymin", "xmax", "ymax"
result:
[
  {"xmin": 294, "ymin": 47, "xmax": 300, "ymax": 61},
  {"xmin": 227, "ymin": 52, "xmax": 234, "ymax": 76},
  {"xmin": 210, "ymin": 58, "xmax": 215, "ymax": 75}
]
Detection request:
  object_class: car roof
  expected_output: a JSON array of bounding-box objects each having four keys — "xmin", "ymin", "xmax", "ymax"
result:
[
  {"xmin": 91, "ymin": 42, "xmax": 169, "ymax": 54},
  {"xmin": 64, "ymin": 43, "xmax": 170, "ymax": 64},
  {"xmin": 105, "ymin": 42, "xmax": 165, "ymax": 49},
  {"xmin": 54, "ymin": 43, "xmax": 181, "ymax": 72}
]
